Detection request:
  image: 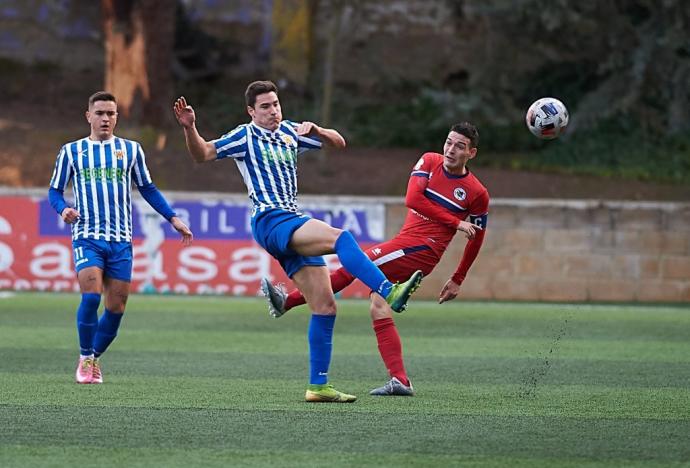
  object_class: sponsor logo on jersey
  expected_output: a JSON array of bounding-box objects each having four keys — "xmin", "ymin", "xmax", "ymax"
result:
[
  {"xmin": 82, "ymin": 167, "xmax": 125, "ymax": 182},
  {"xmin": 260, "ymin": 147, "xmax": 297, "ymax": 165},
  {"xmin": 454, "ymin": 188, "xmax": 467, "ymax": 201}
]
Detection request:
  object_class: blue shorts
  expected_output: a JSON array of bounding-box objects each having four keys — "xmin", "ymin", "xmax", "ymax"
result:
[
  {"xmin": 251, "ymin": 209, "xmax": 326, "ymax": 278},
  {"xmin": 72, "ymin": 238, "xmax": 133, "ymax": 282}
]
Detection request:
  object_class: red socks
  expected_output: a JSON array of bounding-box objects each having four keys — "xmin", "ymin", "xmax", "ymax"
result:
[
  {"xmin": 285, "ymin": 268, "xmax": 356, "ymax": 311},
  {"xmin": 373, "ymin": 317, "xmax": 410, "ymax": 386}
]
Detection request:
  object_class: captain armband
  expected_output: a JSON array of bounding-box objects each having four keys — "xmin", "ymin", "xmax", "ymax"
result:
[{"xmin": 469, "ymin": 213, "xmax": 488, "ymax": 230}]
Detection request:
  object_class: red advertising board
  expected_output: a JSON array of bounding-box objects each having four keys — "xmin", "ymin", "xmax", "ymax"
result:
[{"xmin": 0, "ymin": 195, "xmax": 382, "ymax": 298}]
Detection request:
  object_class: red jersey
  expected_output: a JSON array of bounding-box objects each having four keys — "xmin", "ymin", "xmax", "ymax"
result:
[{"xmin": 397, "ymin": 152, "xmax": 489, "ymax": 283}]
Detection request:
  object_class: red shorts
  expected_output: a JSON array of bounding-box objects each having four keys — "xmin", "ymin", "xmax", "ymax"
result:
[{"xmin": 364, "ymin": 237, "xmax": 440, "ymax": 283}]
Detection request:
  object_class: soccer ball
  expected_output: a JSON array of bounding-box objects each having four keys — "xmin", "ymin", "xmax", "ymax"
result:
[{"xmin": 525, "ymin": 97, "xmax": 569, "ymax": 139}]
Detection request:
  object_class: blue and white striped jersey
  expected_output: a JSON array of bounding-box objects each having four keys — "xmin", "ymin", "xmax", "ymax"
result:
[
  {"xmin": 49, "ymin": 136, "xmax": 153, "ymax": 242},
  {"xmin": 213, "ymin": 120, "xmax": 322, "ymax": 215}
]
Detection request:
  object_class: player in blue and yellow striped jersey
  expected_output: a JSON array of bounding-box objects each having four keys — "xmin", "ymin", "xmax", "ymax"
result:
[
  {"xmin": 49, "ymin": 91, "xmax": 193, "ymax": 384},
  {"xmin": 174, "ymin": 80, "xmax": 422, "ymax": 403}
]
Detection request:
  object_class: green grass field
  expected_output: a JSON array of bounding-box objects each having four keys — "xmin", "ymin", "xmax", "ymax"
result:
[{"xmin": 0, "ymin": 293, "xmax": 688, "ymax": 467}]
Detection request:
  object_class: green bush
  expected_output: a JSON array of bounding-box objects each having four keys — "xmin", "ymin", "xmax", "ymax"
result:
[{"xmin": 330, "ymin": 86, "xmax": 690, "ymax": 185}]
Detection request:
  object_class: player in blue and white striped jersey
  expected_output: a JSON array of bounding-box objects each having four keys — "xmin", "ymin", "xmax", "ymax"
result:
[
  {"xmin": 49, "ymin": 91, "xmax": 193, "ymax": 384},
  {"xmin": 174, "ymin": 80, "xmax": 422, "ymax": 403}
]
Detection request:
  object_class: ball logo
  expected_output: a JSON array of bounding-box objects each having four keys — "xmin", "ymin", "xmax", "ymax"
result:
[{"xmin": 454, "ymin": 188, "xmax": 467, "ymax": 201}]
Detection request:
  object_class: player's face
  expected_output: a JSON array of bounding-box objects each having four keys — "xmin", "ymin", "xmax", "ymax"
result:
[
  {"xmin": 443, "ymin": 131, "xmax": 477, "ymax": 174},
  {"xmin": 86, "ymin": 100, "xmax": 118, "ymax": 141},
  {"xmin": 248, "ymin": 92, "xmax": 282, "ymax": 131}
]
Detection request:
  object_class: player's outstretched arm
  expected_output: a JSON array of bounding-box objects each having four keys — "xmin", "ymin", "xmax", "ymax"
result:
[
  {"xmin": 173, "ymin": 96, "xmax": 217, "ymax": 163},
  {"xmin": 296, "ymin": 121, "xmax": 346, "ymax": 148}
]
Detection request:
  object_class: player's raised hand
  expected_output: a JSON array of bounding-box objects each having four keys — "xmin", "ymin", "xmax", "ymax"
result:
[
  {"xmin": 61, "ymin": 207, "xmax": 80, "ymax": 224},
  {"xmin": 457, "ymin": 220, "xmax": 481, "ymax": 240},
  {"xmin": 170, "ymin": 216, "xmax": 193, "ymax": 246},
  {"xmin": 438, "ymin": 279, "xmax": 461, "ymax": 304},
  {"xmin": 296, "ymin": 121, "xmax": 318, "ymax": 136},
  {"xmin": 173, "ymin": 97, "xmax": 196, "ymax": 129}
]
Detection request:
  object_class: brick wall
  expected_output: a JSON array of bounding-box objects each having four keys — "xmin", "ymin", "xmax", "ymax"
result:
[{"xmin": 385, "ymin": 199, "xmax": 690, "ymax": 303}]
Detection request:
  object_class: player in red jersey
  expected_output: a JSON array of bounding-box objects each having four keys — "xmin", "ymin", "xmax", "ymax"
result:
[{"xmin": 261, "ymin": 122, "xmax": 489, "ymax": 396}]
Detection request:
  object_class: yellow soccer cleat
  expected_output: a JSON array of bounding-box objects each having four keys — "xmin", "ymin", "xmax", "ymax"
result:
[
  {"xmin": 305, "ymin": 384, "xmax": 357, "ymax": 403},
  {"xmin": 385, "ymin": 270, "xmax": 423, "ymax": 313}
]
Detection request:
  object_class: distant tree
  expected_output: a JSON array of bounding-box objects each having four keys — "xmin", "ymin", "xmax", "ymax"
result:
[
  {"xmin": 102, "ymin": 0, "xmax": 175, "ymax": 131},
  {"xmin": 453, "ymin": 0, "xmax": 690, "ymax": 136}
]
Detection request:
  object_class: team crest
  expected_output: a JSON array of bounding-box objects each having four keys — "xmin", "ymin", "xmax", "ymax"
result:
[
  {"xmin": 454, "ymin": 188, "xmax": 467, "ymax": 201},
  {"xmin": 115, "ymin": 150, "xmax": 124, "ymax": 160},
  {"xmin": 280, "ymin": 135, "xmax": 296, "ymax": 147}
]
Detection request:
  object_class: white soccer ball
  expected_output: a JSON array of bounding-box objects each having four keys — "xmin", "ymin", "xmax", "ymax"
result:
[{"xmin": 525, "ymin": 97, "xmax": 569, "ymax": 140}]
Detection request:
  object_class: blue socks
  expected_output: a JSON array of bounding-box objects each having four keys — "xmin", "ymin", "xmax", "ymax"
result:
[
  {"xmin": 334, "ymin": 231, "xmax": 393, "ymax": 297},
  {"xmin": 77, "ymin": 293, "xmax": 100, "ymax": 356},
  {"xmin": 308, "ymin": 314, "xmax": 336, "ymax": 385},
  {"xmin": 93, "ymin": 309, "xmax": 124, "ymax": 358}
]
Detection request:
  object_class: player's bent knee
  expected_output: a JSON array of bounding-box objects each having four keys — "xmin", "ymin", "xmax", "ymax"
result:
[
  {"xmin": 369, "ymin": 294, "xmax": 392, "ymax": 320},
  {"xmin": 105, "ymin": 294, "xmax": 129, "ymax": 313},
  {"xmin": 308, "ymin": 296, "xmax": 337, "ymax": 314}
]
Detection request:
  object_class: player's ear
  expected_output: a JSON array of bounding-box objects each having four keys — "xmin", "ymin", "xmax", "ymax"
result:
[
  {"xmin": 468, "ymin": 147, "xmax": 478, "ymax": 160},
  {"xmin": 85, "ymin": 110, "xmax": 91, "ymax": 123},
  {"xmin": 247, "ymin": 105, "xmax": 254, "ymax": 118}
]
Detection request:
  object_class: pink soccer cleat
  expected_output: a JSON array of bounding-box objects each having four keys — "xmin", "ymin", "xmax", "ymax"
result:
[
  {"xmin": 75, "ymin": 356, "xmax": 94, "ymax": 384},
  {"xmin": 91, "ymin": 358, "xmax": 103, "ymax": 384}
]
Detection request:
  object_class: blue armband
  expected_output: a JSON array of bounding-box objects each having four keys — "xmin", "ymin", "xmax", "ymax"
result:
[
  {"xmin": 137, "ymin": 183, "xmax": 176, "ymax": 221},
  {"xmin": 48, "ymin": 187, "xmax": 69, "ymax": 216}
]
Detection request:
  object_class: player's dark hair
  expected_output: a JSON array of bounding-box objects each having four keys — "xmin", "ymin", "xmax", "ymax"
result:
[
  {"xmin": 88, "ymin": 91, "xmax": 117, "ymax": 108},
  {"xmin": 245, "ymin": 80, "xmax": 279, "ymax": 107},
  {"xmin": 450, "ymin": 122, "xmax": 479, "ymax": 148}
]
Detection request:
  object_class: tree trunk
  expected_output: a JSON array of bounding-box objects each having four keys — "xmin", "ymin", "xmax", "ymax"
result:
[
  {"xmin": 271, "ymin": 0, "xmax": 312, "ymax": 91},
  {"xmin": 102, "ymin": 0, "xmax": 174, "ymax": 131}
]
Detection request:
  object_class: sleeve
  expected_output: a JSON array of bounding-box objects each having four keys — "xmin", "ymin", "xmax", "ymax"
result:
[
  {"xmin": 285, "ymin": 120, "xmax": 322, "ymax": 154},
  {"xmin": 48, "ymin": 187, "xmax": 69, "ymax": 216},
  {"xmin": 49, "ymin": 145, "xmax": 72, "ymax": 191},
  {"xmin": 137, "ymin": 182, "xmax": 176, "ymax": 221},
  {"xmin": 132, "ymin": 143, "xmax": 153, "ymax": 187},
  {"xmin": 48, "ymin": 146, "xmax": 72, "ymax": 215},
  {"xmin": 213, "ymin": 126, "xmax": 249, "ymax": 160},
  {"xmin": 405, "ymin": 153, "xmax": 460, "ymax": 229},
  {"xmin": 451, "ymin": 190, "xmax": 490, "ymax": 284},
  {"xmin": 468, "ymin": 190, "xmax": 490, "ymax": 229}
]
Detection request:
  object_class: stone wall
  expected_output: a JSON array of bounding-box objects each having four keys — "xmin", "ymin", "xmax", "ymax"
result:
[{"xmin": 385, "ymin": 199, "xmax": 690, "ymax": 303}]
